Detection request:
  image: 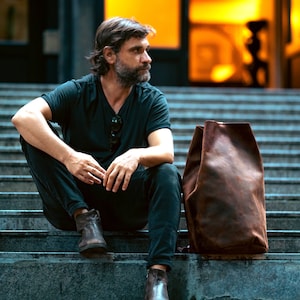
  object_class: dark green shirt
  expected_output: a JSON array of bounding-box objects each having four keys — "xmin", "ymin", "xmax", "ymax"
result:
[{"xmin": 42, "ymin": 74, "xmax": 171, "ymax": 168}]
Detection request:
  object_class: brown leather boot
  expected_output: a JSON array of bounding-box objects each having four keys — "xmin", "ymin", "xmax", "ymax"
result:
[
  {"xmin": 75, "ymin": 209, "xmax": 107, "ymax": 256},
  {"xmin": 145, "ymin": 268, "xmax": 169, "ymax": 300}
]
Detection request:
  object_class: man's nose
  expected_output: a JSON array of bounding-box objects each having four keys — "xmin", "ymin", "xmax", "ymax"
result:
[{"xmin": 141, "ymin": 51, "xmax": 152, "ymax": 63}]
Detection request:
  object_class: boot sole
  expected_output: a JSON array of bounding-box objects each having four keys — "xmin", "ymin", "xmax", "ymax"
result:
[{"xmin": 79, "ymin": 243, "xmax": 108, "ymax": 258}]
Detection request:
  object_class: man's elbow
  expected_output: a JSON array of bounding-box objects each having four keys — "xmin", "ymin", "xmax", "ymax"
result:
[
  {"xmin": 11, "ymin": 110, "xmax": 23, "ymax": 128},
  {"xmin": 11, "ymin": 109, "xmax": 32, "ymax": 131},
  {"xmin": 166, "ymin": 151, "xmax": 174, "ymax": 164}
]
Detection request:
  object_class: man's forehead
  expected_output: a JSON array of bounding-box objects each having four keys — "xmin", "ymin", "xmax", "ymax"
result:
[{"xmin": 121, "ymin": 37, "xmax": 150, "ymax": 49}]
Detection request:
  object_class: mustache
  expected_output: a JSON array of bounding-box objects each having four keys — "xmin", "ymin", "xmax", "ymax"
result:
[{"xmin": 138, "ymin": 64, "xmax": 151, "ymax": 71}]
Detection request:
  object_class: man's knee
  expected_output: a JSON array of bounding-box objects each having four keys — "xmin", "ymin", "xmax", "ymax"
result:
[
  {"xmin": 154, "ymin": 163, "xmax": 181, "ymax": 182},
  {"xmin": 147, "ymin": 163, "xmax": 182, "ymax": 193}
]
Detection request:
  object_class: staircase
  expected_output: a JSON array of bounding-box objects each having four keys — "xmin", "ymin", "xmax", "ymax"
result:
[{"xmin": 0, "ymin": 83, "xmax": 300, "ymax": 300}]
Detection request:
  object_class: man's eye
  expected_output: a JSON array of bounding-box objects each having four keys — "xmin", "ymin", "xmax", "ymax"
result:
[{"xmin": 132, "ymin": 47, "xmax": 150, "ymax": 55}]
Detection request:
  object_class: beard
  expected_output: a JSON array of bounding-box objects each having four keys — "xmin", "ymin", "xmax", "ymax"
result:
[{"xmin": 115, "ymin": 57, "xmax": 151, "ymax": 87}]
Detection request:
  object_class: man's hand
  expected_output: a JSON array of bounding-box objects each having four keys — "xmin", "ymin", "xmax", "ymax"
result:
[
  {"xmin": 103, "ymin": 149, "xmax": 140, "ymax": 193},
  {"xmin": 64, "ymin": 151, "xmax": 106, "ymax": 185}
]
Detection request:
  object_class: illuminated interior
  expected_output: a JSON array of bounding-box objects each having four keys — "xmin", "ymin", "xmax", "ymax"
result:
[
  {"xmin": 291, "ymin": 0, "xmax": 300, "ymax": 43},
  {"xmin": 0, "ymin": 0, "xmax": 28, "ymax": 42},
  {"xmin": 189, "ymin": 0, "xmax": 263, "ymax": 24},
  {"xmin": 104, "ymin": 0, "xmax": 180, "ymax": 49},
  {"xmin": 105, "ymin": 0, "xmax": 299, "ymax": 87},
  {"xmin": 287, "ymin": 0, "xmax": 300, "ymax": 58},
  {"xmin": 189, "ymin": 0, "xmax": 272, "ymax": 85}
]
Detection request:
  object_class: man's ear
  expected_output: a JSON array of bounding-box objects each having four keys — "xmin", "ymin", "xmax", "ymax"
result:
[{"xmin": 103, "ymin": 46, "xmax": 116, "ymax": 64}]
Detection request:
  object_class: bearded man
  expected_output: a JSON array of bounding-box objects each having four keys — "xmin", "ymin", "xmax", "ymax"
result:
[{"xmin": 12, "ymin": 17, "xmax": 182, "ymax": 300}]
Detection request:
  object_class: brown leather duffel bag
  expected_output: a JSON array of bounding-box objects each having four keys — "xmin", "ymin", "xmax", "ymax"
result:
[{"xmin": 182, "ymin": 120, "xmax": 268, "ymax": 254}]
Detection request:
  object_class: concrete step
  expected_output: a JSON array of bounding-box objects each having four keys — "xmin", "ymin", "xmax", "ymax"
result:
[
  {"xmin": 2, "ymin": 133, "xmax": 300, "ymax": 150},
  {"xmin": 0, "ymin": 122, "xmax": 16, "ymax": 133},
  {"xmin": 0, "ymin": 230, "xmax": 150, "ymax": 253},
  {"xmin": 1, "ymin": 209, "xmax": 299, "ymax": 231},
  {"xmin": 168, "ymin": 104, "xmax": 300, "ymax": 115},
  {"xmin": 0, "ymin": 229, "xmax": 300, "ymax": 254},
  {"xmin": 0, "ymin": 160, "xmax": 29, "ymax": 175},
  {"xmin": 3, "ymin": 108, "xmax": 300, "ymax": 125},
  {"xmin": 2, "ymin": 99, "xmax": 300, "ymax": 114},
  {"xmin": 3, "ymin": 121, "xmax": 300, "ymax": 138},
  {"xmin": 1, "ymin": 89, "xmax": 299, "ymax": 100},
  {"xmin": 1, "ymin": 84, "xmax": 299, "ymax": 100},
  {"xmin": 167, "ymin": 96, "xmax": 300, "ymax": 105},
  {"xmin": 0, "ymin": 146, "xmax": 23, "ymax": 160},
  {"xmin": 0, "ymin": 229, "xmax": 149, "ymax": 253},
  {"xmin": 0, "ymin": 251, "xmax": 299, "ymax": 300},
  {"xmin": 0, "ymin": 82, "xmax": 56, "ymax": 91},
  {"xmin": 1, "ymin": 145, "xmax": 299, "ymax": 163},
  {"xmin": 175, "ymin": 148, "xmax": 300, "ymax": 163},
  {"xmin": 0, "ymin": 192, "xmax": 42, "ymax": 209},
  {"xmin": 0, "ymin": 175, "xmax": 37, "ymax": 192},
  {"xmin": 265, "ymin": 193, "xmax": 300, "ymax": 211},
  {"xmin": 169, "ymin": 112, "xmax": 300, "ymax": 125},
  {"xmin": 176, "ymin": 161, "xmax": 300, "ymax": 177},
  {"xmin": 1, "ymin": 210, "xmax": 186, "ymax": 231},
  {"xmin": 266, "ymin": 211, "xmax": 300, "ymax": 230},
  {"xmin": 264, "ymin": 177, "xmax": 300, "ymax": 194},
  {"xmin": 0, "ymin": 210, "xmax": 184, "ymax": 231},
  {"xmin": 174, "ymin": 135, "xmax": 300, "ymax": 151},
  {"xmin": 160, "ymin": 86, "xmax": 300, "ymax": 97},
  {"xmin": 1, "ymin": 192, "xmax": 300, "ymax": 212},
  {"xmin": 1, "ymin": 88, "xmax": 299, "ymax": 99},
  {"xmin": 172, "ymin": 123, "xmax": 300, "ymax": 137},
  {"xmin": 1, "ymin": 174, "xmax": 300, "ymax": 193},
  {"xmin": 1, "ymin": 160, "xmax": 300, "ymax": 179}
]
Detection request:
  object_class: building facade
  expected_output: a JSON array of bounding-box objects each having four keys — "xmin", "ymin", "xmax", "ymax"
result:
[{"xmin": 0, "ymin": 0, "xmax": 299, "ymax": 88}]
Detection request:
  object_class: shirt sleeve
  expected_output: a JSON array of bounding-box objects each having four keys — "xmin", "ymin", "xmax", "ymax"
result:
[
  {"xmin": 145, "ymin": 92, "xmax": 171, "ymax": 136},
  {"xmin": 41, "ymin": 80, "xmax": 79, "ymax": 126}
]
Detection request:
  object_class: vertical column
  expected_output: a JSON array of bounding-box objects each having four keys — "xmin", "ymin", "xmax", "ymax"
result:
[
  {"xmin": 272, "ymin": 0, "xmax": 289, "ymax": 88},
  {"xmin": 58, "ymin": 0, "xmax": 103, "ymax": 82}
]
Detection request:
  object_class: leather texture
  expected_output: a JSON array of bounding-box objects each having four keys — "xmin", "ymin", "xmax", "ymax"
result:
[
  {"xmin": 75, "ymin": 209, "xmax": 107, "ymax": 255},
  {"xmin": 145, "ymin": 269, "xmax": 169, "ymax": 300},
  {"xmin": 182, "ymin": 120, "xmax": 268, "ymax": 254}
]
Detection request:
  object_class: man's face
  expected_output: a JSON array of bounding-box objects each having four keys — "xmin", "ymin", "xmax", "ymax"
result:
[{"xmin": 114, "ymin": 37, "xmax": 152, "ymax": 87}]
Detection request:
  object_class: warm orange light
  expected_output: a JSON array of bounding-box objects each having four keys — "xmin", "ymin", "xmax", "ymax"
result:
[
  {"xmin": 291, "ymin": 0, "xmax": 300, "ymax": 42},
  {"xmin": 188, "ymin": 0, "xmax": 271, "ymax": 84},
  {"xmin": 105, "ymin": 0, "xmax": 180, "ymax": 49},
  {"xmin": 286, "ymin": 0, "xmax": 300, "ymax": 58},
  {"xmin": 211, "ymin": 64, "xmax": 236, "ymax": 82},
  {"xmin": 189, "ymin": 0, "xmax": 262, "ymax": 24}
]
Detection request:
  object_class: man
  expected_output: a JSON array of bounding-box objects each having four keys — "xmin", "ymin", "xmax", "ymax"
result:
[{"xmin": 12, "ymin": 17, "xmax": 181, "ymax": 299}]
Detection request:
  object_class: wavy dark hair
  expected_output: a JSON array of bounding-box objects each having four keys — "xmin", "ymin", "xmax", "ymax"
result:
[{"xmin": 87, "ymin": 17, "xmax": 155, "ymax": 76}]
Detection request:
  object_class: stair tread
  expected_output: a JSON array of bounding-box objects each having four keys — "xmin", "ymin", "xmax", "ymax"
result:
[
  {"xmin": 3, "ymin": 160, "xmax": 300, "ymax": 167},
  {"xmin": 2, "ymin": 133, "xmax": 300, "ymax": 141},
  {"xmin": 3, "ymin": 121, "xmax": 300, "ymax": 132},
  {"xmin": 3, "ymin": 109, "xmax": 300, "ymax": 119},
  {"xmin": 1, "ymin": 209, "xmax": 300, "ymax": 214},
  {"xmin": 2, "ymin": 174, "xmax": 300, "ymax": 182},
  {"xmin": 2, "ymin": 228, "xmax": 300, "ymax": 236},
  {"xmin": 0, "ymin": 251, "xmax": 299, "ymax": 262}
]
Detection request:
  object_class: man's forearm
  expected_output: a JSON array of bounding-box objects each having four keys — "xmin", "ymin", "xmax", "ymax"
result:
[
  {"xmin": 138, "ymin": 146, "xmax": 174, "ymax": 167},
  {"xmin": 11, "ymin": 110, "xmax": 74, "ymax": 164}
]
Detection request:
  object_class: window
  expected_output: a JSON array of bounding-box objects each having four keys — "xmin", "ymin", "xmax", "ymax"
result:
[
  {"xmin": 0, "ymin": 0, "xmax": 28, "ymax": 43},
  {"xmin": 104, "ymin": 0, "xmax": 180, "ymax": 49}
]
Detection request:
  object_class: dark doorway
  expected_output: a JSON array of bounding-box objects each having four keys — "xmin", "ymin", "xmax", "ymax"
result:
[{"xmin": 0, "ymin": 0, "xmax": 58, "ymax": 83}]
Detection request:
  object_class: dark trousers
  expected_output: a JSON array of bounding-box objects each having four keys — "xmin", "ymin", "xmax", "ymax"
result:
[{"xmin": 21, "ymin": 138, "xmax": 182, "ymax": 270}]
